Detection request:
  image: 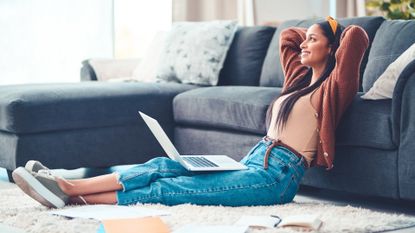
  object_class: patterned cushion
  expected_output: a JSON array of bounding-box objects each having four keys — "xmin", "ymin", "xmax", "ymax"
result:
[
  {"xmin": 362, "ymin": 20, "xmax": 415, "ymax": 92},
  {"xmin": 361, "ymin": 43, "xmax": 415, "ymax": 100},
  {"xmin": 156, "ymin": 20, "xmax": 238, "ymax": 86}
]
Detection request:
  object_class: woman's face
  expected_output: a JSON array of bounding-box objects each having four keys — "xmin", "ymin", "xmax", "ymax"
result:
[{"xmin": 300, "ymin": 24, "xmax": 332, "ymax": 67}]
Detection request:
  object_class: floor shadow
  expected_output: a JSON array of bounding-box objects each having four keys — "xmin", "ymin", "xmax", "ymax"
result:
[{"xmin": 296, "ymin": 185, "xmax": 415, "ymax": 216}]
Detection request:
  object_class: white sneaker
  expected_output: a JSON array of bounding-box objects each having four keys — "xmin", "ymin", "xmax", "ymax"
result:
[
  {"xmin": 12, "ymin": 167, "xmax": 68, "ymax": 208},
  {"xmin": 25, "ymin": 160, "xmax": 50, "ymax": 173}
]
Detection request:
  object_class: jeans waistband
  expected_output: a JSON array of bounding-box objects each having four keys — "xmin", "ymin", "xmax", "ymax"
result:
[{"xmin": 261, "ymin": 136, "xmax": 307, "ymax": 169}]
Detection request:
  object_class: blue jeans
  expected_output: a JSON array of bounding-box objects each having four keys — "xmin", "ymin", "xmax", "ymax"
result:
[{"xmin": 116, "ymin": 137, "xmax": 307, "ymax": 206}]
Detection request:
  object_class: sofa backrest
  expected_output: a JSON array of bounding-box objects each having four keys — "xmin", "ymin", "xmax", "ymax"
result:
[
  {"xmin": 259, "ymin": 16, "xmax": 385, "ymax": 91},
  {"xmin": 217, "ymin": 26, "xmax": 276, "ymax": 86},
  {"xmin": 362, "ymin": 19, "xmax": 415, "ymax": 92}
]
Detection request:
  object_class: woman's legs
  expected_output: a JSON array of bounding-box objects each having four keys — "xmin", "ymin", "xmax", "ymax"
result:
[
  {"xmin": 15, "ymin": 140, "xmax": 305, "ymax": 207},
  {"xmin": 69, "ymin": 191, "xmax": 118, "ymax": 205},
  {"xmin": 55, "ymin": 174, "xmax": 120, "ymax": 205},
  {"xmin": 116, "ymin": 141, "xmax": 306, "ymax": 206},
  {"xmin": 117, "ymin": 167, "xmax": 281, "ymax": 206},
  {"xmin": 57, "ymin": 174, "xmax": 121, "ymax": 196},
  {"xmin": 57, "ymin": 157, "xmax": 193, "ymax": 205}
]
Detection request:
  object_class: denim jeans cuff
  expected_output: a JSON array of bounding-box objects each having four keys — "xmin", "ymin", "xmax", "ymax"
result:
[{"xmin": 114, "ymin": 172, "xmax": 126, "ymax": 192}]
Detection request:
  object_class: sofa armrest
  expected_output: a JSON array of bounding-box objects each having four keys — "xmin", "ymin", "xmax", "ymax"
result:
[
  {"xmin": 391, "ymin": 59, "xmax": 415, "ymax": 200},
  {"xmin": 81, "ymin": 60, "xmax": 98, "ymax": 81},
  {"xmin": 391, "ymin": 59, "xmax": 415, "ymax": 144},
  {"xmin": 80, "ymin": 58, "xmax": 141, "ymax": 81}
]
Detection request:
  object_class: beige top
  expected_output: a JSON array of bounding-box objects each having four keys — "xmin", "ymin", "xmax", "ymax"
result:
[{"xmin": 267, "ymin": 89, "xmax": 319, "ymax": 166}]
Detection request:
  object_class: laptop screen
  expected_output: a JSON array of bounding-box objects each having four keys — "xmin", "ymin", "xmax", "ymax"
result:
[{"xmin": 139, "ymin": 112, "xmax": 182, "ymax": 161}]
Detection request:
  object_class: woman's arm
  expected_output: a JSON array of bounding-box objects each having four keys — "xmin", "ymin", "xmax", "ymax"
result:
[
  {"xmin": 279, "ymin": 27, "xmax": 309, "ymax": 91},
  {"xmin": 333, "ymin": 25, "xmax": 369, "ymax": 89},
  {"xmin": 329, "ymin": 25, "xmax": 369, "ymax": 125}
]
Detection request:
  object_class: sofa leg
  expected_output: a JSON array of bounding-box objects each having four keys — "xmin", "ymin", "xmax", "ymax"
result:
[{"xmin": 7, "ymin": 169, "xmax": 14, "ymax": 183}]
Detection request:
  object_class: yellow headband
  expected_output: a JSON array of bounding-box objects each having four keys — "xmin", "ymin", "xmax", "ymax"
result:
[{"xmin": 326, "ymin": 16, "xmax": 338, "ymax": 35}]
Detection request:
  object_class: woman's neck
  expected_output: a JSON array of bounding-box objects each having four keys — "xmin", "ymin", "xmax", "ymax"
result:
[{"xmin": 310, "ymin": 64, "xmax": 327, "ymax": 86}]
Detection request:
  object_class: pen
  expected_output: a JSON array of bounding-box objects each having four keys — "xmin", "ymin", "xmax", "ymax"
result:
[{"xmin": 271, "ymin": 215, "xmax": 282, "ymax": 227}]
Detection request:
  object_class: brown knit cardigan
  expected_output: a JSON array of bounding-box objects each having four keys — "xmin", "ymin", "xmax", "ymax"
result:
[{"xmin": 279, "ymin": 25, "xmax": 369, "ymax": 170}]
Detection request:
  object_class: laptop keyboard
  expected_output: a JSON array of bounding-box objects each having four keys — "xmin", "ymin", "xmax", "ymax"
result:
[{"xmin": 183, "ymin": 157, "xmax": 219, "ymax": 167}]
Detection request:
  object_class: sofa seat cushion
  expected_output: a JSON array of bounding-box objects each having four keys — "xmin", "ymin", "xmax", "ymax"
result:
[
  {"xmin": 0, "ymin": 82, "xmax": 197, "ymax": 134},
  {"xmin": 175, "ymin": 88, "xmax": 394, "ymax": 150},
  {"xmin": 336, "ymin": 94, "xmax": 395, "ymax": 150},
  {"xmin": 173, "ymin": 86, "xmax": 281, "ymax": 135}
]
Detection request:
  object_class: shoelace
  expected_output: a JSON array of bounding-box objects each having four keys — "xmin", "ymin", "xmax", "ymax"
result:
[
  {"xmin": 78, "ymin": 196, "xmax": 88, "ymax": 204},
  {"xmin": 38, "ymin": 169, "xmax": 53, "ymax": 177}
]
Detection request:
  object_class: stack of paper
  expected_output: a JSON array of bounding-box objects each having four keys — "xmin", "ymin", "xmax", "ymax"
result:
[
  {"xmin": 173, "ymin": 224, "xmax": 248, "ymax": 233},
  {"xmin": 49, "ymin": 205, "xmax": 172, "ymax": 233},
  {"xmin": 278, "ymin": 214, "xmax": 322, "ymax": 230},
  {"xmin": 49, "ymin": 204, "xmax": 170, "ymax": 220},
  {"xmin": 50, "ymin": 205, "xmax": 322, "ymax": 232},
  {"xmin": 234, "ymin": 214, "xmax": 323, "ymax": 231},
  {"xmin": 234, "ymin": 215, "xmax": 281, "ymax": 228}
]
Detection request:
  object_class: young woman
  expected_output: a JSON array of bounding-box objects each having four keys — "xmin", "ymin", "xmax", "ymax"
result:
[{"xmin": 12, "ymin": 16, "xmax": 369, "ymax": 208}]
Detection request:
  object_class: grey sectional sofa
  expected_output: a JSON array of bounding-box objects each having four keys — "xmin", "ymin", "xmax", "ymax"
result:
[{"xmin": 1, "ymin": 16, "xmax": 415, "ymax": 201}]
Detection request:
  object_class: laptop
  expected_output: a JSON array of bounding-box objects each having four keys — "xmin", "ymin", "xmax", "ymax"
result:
[{"xmin": 139, "ymin": 111, "xmax": 248, "ymax": 171}]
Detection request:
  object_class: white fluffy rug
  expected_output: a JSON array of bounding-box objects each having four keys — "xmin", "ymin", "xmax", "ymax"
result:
[{"xmin": 1, "ymin": 185, "xmax": 415, "ymax": 233}]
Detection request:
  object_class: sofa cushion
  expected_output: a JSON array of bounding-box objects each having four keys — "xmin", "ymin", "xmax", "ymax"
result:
[
  {"xmin": 155, "ymin": 20, "xmax": 238, "ymax": 86},
  {"xmin": 173, "ymin": 86, "xmax": 281, "ymax": 135},
  {"xmin": 336, "ymin": 94, "xmax": 395, "ymax": 150},
  {"xmin": 0, "ymin": 82, "xmax": 197, "ymax": 134},
  {"xmin": 259, "ymin": 16, "xmax": 384, "ymax": 90},
  {"xmin": 217, "ymin": 26, "xmax": 276, "ymax": 86},
  {"xmin": 174, "ymin": 87, "xmax": 394, "ymax": 150},
  {"xmin": 361, "ymin": 43, "xmax": 415, "ymax": 100},
  {"xmin": 362, "ymin": 19, "xmax": 415, "ymax": 92}
]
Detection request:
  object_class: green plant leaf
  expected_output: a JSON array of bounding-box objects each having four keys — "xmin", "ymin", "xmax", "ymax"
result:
[
  {"xmin": 381, "ymin": 2, "xmax": 391, "ymax": 11},
  {"xmin": 388, "ymin": 10, "xmax": 405, "ymax": 18},
  {"xmin": 366, "ymin": 1, "xmax": 381, "ymax": 9},
  {"xmin": 365, "ymin": 0, "xmax": 415, "ymax": 19},
  {"xmin": 389, "ymin": 3, "xmax": 402, "ymax": 11}
]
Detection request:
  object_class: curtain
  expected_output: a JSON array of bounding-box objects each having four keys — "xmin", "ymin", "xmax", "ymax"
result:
[
  {"xmin": 173, "ymin": 0, "xmax": 236, "ymax": 21},
  {"xmin": 237, "ymin": 0, "xmax": 256, "ymax": 26},
  {"xmin": 336, "ymin": 0, "xmax": 366, "ymax": 18}
]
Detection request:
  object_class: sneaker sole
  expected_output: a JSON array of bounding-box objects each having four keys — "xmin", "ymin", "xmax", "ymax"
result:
[{"xmin": 12, "ymin": 167, "xmax": 65, "ymax": 208}]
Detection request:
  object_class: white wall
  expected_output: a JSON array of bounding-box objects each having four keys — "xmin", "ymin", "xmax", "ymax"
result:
[
  {"xmin": 114, "ymin": 0, "xmax": 172, "ymax": 59},
  {"xmin": 0, "ymin": 0, "xmax": 113, "ymax": 85}
]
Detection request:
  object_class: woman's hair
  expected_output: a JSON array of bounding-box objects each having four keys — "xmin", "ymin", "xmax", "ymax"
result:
[{"xmin": 266, "ymin": 17, "xmax": 344, "ymax": 132}]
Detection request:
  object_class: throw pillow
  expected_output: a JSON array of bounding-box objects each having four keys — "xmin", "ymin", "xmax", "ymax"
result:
[
  {"xmin": 132, "ymin": 31, "xmax": 167, "ymax": 83},
  {"xmin": 361, "ymin": 43, "xmax": 415, "ymax": 100},
  {"xmin": 88, "ymin": 59, "xmax": 140, "ymax": 82},
  {"xmin": 155, "ymin": 20, "xmax": 238, "ymax": 86}
]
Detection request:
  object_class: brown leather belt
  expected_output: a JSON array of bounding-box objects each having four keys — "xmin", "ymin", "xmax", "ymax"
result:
[{"xmin": 262, "ymin": 136, "xmax": 305, "ymax": 169}]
